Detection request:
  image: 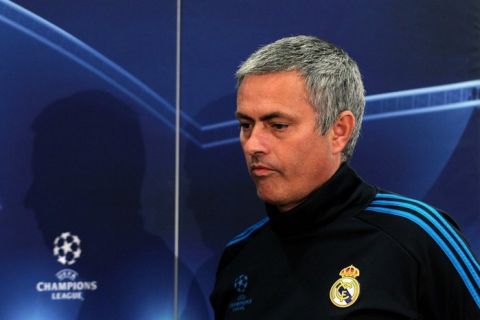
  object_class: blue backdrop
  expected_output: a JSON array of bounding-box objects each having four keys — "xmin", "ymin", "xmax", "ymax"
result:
[{"xmin": 0, "ymin": 0, "xmax": 478, "ymax": 319}]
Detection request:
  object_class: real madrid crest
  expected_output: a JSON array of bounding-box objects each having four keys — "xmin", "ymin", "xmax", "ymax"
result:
[{"xmin": 329, "ymin": 265, "xmax": 360, "ymax": 308}]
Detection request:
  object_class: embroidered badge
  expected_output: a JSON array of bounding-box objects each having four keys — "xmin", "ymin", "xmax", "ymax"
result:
[
  {"xmin": 329, "ymin": 265, "xmax": 360, "ymax": 308},
  {"xmin": 229, "ymin": 274, "xmax": 253, "ymax": 312}
]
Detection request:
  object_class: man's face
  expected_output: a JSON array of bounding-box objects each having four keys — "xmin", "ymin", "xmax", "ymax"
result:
[{"xmin": 236, "ymin": 71, "xmax": 341, "ymax": 212}]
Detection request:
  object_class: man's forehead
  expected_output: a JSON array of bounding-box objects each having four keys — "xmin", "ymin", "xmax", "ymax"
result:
[
  {"xmin": 237, "ymin": 72, "xmax": 308, "ymax": 101},
  {"xmin": 238, "ymin": 71, "xmax": 311, "ymax": 99},
  {"xmin": 238, "ymin": 70, "xmax": 305, "ymax": 87}
]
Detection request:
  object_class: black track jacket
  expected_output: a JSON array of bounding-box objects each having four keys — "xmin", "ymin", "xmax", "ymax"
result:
[{"xmin": 211, "ymin": 164, "xmax": 480, "ymax": 319}]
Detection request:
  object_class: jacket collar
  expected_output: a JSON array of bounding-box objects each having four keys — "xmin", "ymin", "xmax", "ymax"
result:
[{"xmin": 265, "ymin": 164, "xmax": 375, "ymax": 237}]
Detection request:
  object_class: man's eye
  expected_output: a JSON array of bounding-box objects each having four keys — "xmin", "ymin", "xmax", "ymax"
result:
[
  {"xmin": 271, "ymin": 123, "xmax": 289, "ymax": 130},
  {"xmin": 239, "ymin": 123, "xmax": 252, "ymax": 131}
]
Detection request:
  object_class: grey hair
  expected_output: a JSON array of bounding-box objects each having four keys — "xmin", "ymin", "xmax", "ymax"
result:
[{"xmin": 236, "ymin": 35, "xmax": 365, "ymax": 160}]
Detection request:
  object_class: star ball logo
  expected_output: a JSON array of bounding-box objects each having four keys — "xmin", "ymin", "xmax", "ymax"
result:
[
  {"xmin": 53, "ymin": 232, "xmax": 82, "ymax": 265},
  {"xmin": 234, "ymin": 274, "xmax": 249, "ymax": 293}
]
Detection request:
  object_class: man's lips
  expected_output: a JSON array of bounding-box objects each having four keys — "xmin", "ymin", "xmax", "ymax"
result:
[{"xmin": 250, "ymin": 165, "xmax": 276, "ymax": 177}]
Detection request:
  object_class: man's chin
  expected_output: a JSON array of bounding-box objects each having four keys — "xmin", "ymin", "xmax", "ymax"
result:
[
  {"xmin": 256, "ymin": 190, "xmax": 282, "ymax": 206},
  {"xmin": 257, "ymin": 190, "xmax": 304, "ymax": 212}
]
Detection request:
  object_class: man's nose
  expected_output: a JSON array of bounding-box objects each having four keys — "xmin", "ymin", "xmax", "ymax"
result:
[{"xmin": 242, "ymin": 126, "xmax": 269, "ymax": 155}]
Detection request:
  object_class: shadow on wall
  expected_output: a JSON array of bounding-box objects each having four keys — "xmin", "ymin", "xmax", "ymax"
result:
[
  {"xmin": 183, "ymin": 94, "xmax": 264, "ymax": 304},
  {"xmin": 25, "ymin": 90, "xmax": 208, "ymax": 319}
]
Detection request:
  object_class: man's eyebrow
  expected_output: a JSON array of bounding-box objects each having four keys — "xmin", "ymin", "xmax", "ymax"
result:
[
  {"xmin": 259, "ymin": 112, "xmax": 293, "ymax": 121},
  {"xmin": 235, "ymin": 112, "xmax": 253, "ymax": 120},
  {"xmin": 235, "ymin": 111, "xmax": 294, "ymax": 121}
]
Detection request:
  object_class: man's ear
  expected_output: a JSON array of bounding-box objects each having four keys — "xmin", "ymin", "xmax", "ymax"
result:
[{"xmin": 330, "ymin": 110, "xmax": 355, "ymax": 155}]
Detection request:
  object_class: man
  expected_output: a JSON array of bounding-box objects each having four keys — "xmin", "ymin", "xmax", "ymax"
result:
[{"xmin": 210, "ymin": 35, "xmax": 479, "ymax": 319}]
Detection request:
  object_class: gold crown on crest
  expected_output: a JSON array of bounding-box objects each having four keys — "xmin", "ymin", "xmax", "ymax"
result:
[{"xmin": 339, "ymin": 265, "xmax": 360, "ymax": 278}]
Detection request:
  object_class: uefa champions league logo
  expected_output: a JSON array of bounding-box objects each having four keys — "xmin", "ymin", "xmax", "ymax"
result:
[
  {"xmin": 35, "ymin": 231, "xmax": 98, "ymax": 301},
  {"xmin": 53, "ymin": 232, "xmax": 81, "ymax": 265},
  {"xmin": 229, "ymin": 274, "xmax": 253, "ymax": 312}
]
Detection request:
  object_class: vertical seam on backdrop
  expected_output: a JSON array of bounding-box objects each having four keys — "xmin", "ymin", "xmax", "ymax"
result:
[{"xmin": 174, "ymin": 0, "xmax": 182, "ymax": 319}]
